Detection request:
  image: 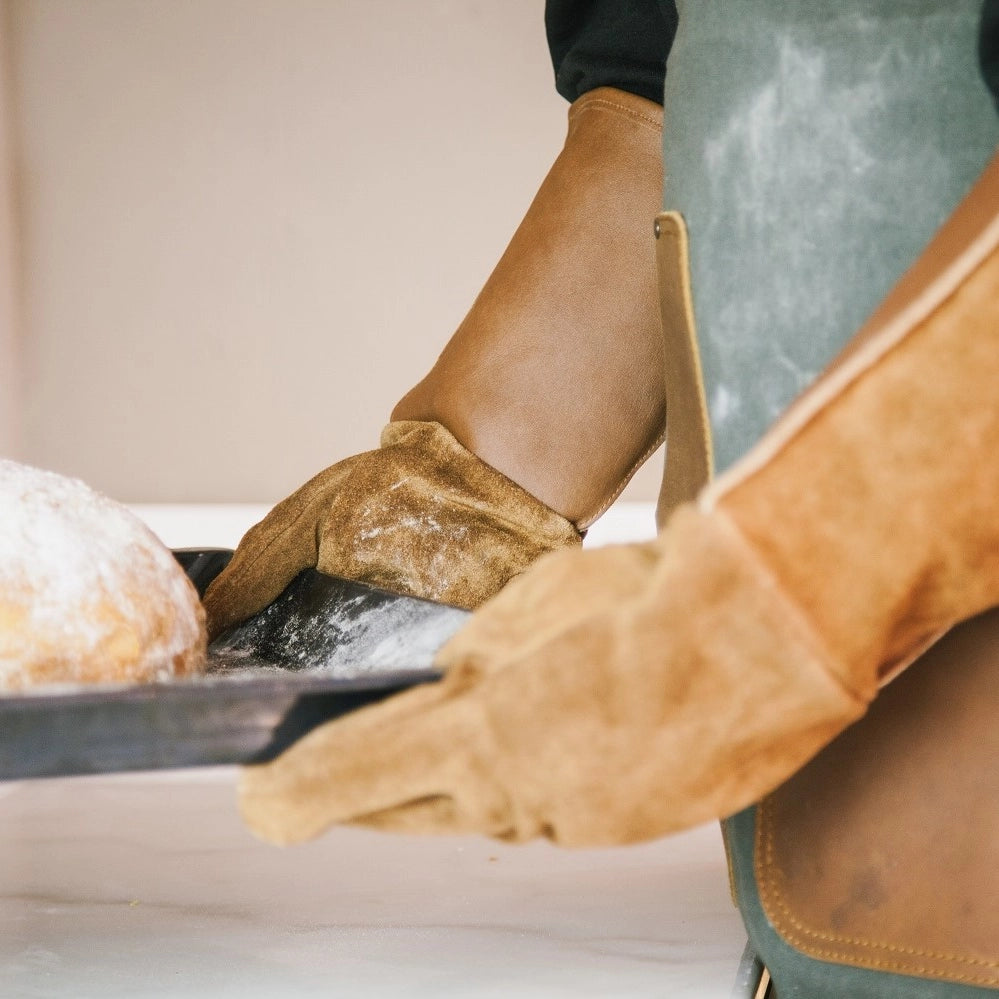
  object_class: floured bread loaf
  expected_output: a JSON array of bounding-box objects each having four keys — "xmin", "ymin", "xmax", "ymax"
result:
[{"xmin": 0, "ymin": 459, "xmax": 207, "ymax": 690}]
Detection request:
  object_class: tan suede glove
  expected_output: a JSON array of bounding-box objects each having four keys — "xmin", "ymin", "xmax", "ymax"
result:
[
  {"xmin": 238, "ymin": 153, "xmax": 999, "ymax": 848},
  {"xmin": 239, "ymin": 507, "xmax": 869, "ymax": 846},
  {"xmin": 203, "ymin": 421, "xmax": 581, "ymax": 637}
]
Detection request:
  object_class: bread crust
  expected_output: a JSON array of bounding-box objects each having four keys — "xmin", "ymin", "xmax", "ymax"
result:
[{"xmin": 0, "ymin": 460, "xmax": 207, "ymax": 690}]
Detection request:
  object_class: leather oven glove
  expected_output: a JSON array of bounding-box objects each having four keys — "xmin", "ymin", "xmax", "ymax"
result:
[
  {"xmin": 203, "ymin": 421, "xmax": 581, "ymax": 637},
  {"xmin": 239, "ymin": 150, "xmax": 999, "ymax": 847},
  {"xmin": 204, "ymin": 86, "xmax": 666, "ymax": 638}
]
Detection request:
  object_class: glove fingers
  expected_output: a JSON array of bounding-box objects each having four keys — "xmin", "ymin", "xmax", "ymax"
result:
[
  {"xmin": 239, "ymin": 677, "xmax": 510, "ymax": 844},
  {"xmin": 203, "ymin": 461, "xmax": 356, "ymax": 637},
  {"xmin": 206, "ymin": 422, "xmax": 582, "ymax": 639}
]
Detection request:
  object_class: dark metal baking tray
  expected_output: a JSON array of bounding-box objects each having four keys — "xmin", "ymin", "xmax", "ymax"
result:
[{"xmin": 0, "ymin": 550, "xmax": 467, "ymax": 780}]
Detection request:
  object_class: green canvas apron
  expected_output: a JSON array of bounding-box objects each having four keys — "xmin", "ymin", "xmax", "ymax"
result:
[{"xmin": 660, "ymin": 3, "xmax": 999, "ymax": 996}]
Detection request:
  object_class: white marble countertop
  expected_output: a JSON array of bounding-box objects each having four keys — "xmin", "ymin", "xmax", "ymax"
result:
[{"xmin": 0, "ymin": 503, "xmax": 749, "ymax": 997}]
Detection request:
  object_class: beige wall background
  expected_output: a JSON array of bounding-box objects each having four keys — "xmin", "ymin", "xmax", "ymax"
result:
[
  {"xmin": 0, "ymin": 3, "xmax": 19, "ymax": 457},
  {"xmin": 1, "ymin": 0, "xmax": 663, "ymax": 507}
]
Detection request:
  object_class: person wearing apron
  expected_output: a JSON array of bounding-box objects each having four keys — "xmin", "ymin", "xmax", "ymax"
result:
[{"xmin": 212, "ymin": 8, "xmax": 999, "ymax": 993}]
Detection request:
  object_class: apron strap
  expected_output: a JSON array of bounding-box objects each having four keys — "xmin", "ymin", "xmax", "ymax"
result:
[{"xmin": 654, "ymin": 211, "xmax": 713, "ymax": 529}]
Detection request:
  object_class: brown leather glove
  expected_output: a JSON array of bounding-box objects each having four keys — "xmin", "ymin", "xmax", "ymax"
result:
[
  {"xmin": 203, "ymin": 421, "xmax": 580, "ymax": 636},
  {"xmin": 238, "ymin": 153, "xmax": 999, "ymax": 847},
  {"xmin": 205, "ymin": 87, "xmax": 666, "ymax": 637}
]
